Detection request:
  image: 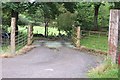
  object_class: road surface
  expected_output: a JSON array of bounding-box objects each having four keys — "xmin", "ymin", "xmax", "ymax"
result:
[{"xmin": 2, "ymin": 40, "xmax": 103, "ymax": 78}]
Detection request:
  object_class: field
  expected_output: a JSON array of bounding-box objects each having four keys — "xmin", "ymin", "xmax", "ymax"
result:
[
  {"xmin": 10, "ymin": 26, "xmax": 66, "ymax": 36},
  {"xmin": 33, "ymin": 26, "xmax": 66, "ymax": 36}
]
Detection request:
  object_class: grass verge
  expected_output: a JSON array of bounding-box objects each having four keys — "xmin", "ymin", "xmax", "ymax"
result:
[
  {"xmin": 87, "ymin": 58, "xmax": 118, "ymax": 78},
  {"xmin": 81, "ymin": 35, "xmax": 108, "ymax": 52}
]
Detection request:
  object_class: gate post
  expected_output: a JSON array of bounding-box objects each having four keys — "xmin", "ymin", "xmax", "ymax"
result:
[
  {"xmin": 76, "ymin": 26, "xmax": 80, "ymax": 48},
  {"xmin": 0, "ymin": 25, "xmax": 2, "ymax": 47},
  {"xmin": 108, "ymin": 9, "xmax": 120, "ymax": 63},
  {"xmin": 11, "ymin": 18, "xmax": 16, "ymax": 54},
  {"xmin": 27, "ymin": 23, "xmax": 33, "ymax": 45}
]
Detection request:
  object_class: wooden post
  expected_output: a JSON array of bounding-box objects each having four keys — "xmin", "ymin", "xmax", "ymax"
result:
[
  {"xmin": 27, "ymin": 23, "xmax": 33, "ymax": 45},
  {"xmin": 0, "ymin": 25, "xmax": 2, "ymax": 47},
  {"xmin": 118, "ymin": 13, "xmax": 120, "ymax": 65},
  {"xmin": 11, "ymin": 18, "xmax": 16, "ymax": 54},
  {"xmin": 76, "ymin": 26, "xmax": 80, "ymax": 48},
  {"xmin": 108, "ymin": 9, "xmax": 120, "ymax": 63}
]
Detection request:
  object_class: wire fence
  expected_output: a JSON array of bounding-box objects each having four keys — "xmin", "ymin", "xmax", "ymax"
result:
[
  {"xmin": 15, "ymin": 27, "xmax": 28, "ymax": 51},
  {"xmin": 1, "ymin": 26, "xmax": 28, "ymax": 54},
  {"xmin": 1, "ymin": 31, "xmax": 10, "ymax": 53}
]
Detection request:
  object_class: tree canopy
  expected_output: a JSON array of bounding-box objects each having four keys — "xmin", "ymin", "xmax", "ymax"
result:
[{"xmin": 2, "ymin": 2, "xmax": 120, "ymax": 34}]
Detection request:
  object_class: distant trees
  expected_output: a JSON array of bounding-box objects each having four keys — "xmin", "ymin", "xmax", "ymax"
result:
[
  {"xmin": 114, "ymin": 2, "xmax": 120, "ymax": 9},
  {"xmin": 93, "ymin": 3, "xmax": 101, "ymax": 31},
  {"xmin": 41, "ymin": 3, "xmax": 59, "ymax": 37},
  {"xmin": 2, "ymin": 1, "xmax": 120, "ymax": 37},
  {"xmin": 57, "ymin": 11, "xmax": 77, "ymax": 37},
  {"xmin": 76, "ymin": 2, "xmax": 111, "ymax": 31},
  {"xmin": 2, "ymin": 2, "xmax": 35, "ymax": 34}
]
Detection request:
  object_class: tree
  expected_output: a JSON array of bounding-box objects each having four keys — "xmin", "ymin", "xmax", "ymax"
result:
[
  {"xmin": 57, "ymin": 11, "xmax": 77, "ymax": 37},
  {"xmin": 40, "ymin": 3, "xmax": 59, "ymax": 37},
  {"xmin": 63, "ymin": 2, "xmax": 77, "ymax": 13},
  {"xmin": 76, "ymin": 2, "xmax": 109, "ymax": 31},
  {"xmin": 76, "ymin": 2, "xmax": 94, "ymax": 30},
  {"xmin": 114, "ymin": 2, "xmax": 120, "ymax": 9},
  {"xmin": 93, "ymin": 3, "xmax": 101, "ymax": 30},
  {"xmin": 2, "ymin": 2, "xmax": 38, "ymax": 35}
]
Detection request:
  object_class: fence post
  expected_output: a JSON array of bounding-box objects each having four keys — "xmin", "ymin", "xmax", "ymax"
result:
[
  {"xmin": 76, "ymin": 26, "xmax": 80, "ymax": 48},
  {"xmin": 0, "ymin": 25, "xmax": 2, "ymax": 47},
  {"xmin": 118, "ymin": 11, "xmax": 120, "ymax": 65},
  {"xmin": 27, "ymin": 23, "xmax": 33, "ymax": 45},
  {"xmin": 108, "ymin": 9, "xmax": 120, "ymax": 63},
  {"xmin": 11, "ymin": 18, "xmax": 16, "ymax": 54}
]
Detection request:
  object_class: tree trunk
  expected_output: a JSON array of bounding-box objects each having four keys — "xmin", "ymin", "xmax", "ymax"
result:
[
  {"xmin": 94, "ymin": 3, "xmax": 101, "ymax": 31},
  {"xmin": 11, "ymin": 9, "xmax": 19, "ymax": 36},
  {"xmin": 0, "ymin": 26, "xmax": 2, "ymax": 47},
  {"xmin": 44, "ymin": 21, "xmax": 48, "ymax": 38},
  {"xmin": 58, "ymin": 29, "xmax": 61, "ymax": 35}
]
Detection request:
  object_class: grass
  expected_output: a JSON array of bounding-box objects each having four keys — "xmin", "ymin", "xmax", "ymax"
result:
[
  {"xmin": 8, "ymin": 26, "xmax": 66, "ymax": 35},
  {"xmin": 87, "ymin": 58, "xmax": 118, "ymax": 78},
  {"xmin": 33, "ymin": 26, "xmax": 66, "ymax": 36},
  {"xmin": 0, "ymin": 46, "xmax": 11, "ymax": 54},
  {"xmin": 81, "ymin": 35, "xmax": 108, "ymax": 52},
  {"xmin": 88, "ymin": 64, "xmax": 118, "ymax": 78}
]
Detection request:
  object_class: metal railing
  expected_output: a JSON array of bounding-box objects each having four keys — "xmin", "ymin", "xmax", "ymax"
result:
[
  {"xmin": 15, "ymin": 27, "xmax": 28, "ymax": 51},
  {"xmin": 0, "ymin": 26, "xmax": 29, "ymax": 54}
]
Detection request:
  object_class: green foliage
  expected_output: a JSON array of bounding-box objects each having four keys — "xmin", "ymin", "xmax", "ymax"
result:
[
  {"xmin": 2, "ymin": 2, "xmax": 36, "ymax": 25},
  {"xmin": 98, "ymin": 3, "xmax": 110, "ymax": 29},
  {"xmin": 76, "ymin": 2, "xmax": 94, "ymax": 30},
  {"xmin": 2, "ymin": 2, "xmax": 114, "ymax": 31},
  {"xmin": 76, "ymin": 2, "xmax": 110, "ymax": 31},
  {"xmin": 57, "ymin": 11, "xmax": 77, "ymax": 37},
  {"xmin": 63, "ymin": 2, "xmax": 77, "ymax": 13},
  {"xmin": 113, "ymin": 2, "xmax": 120, "ymax": 9}
]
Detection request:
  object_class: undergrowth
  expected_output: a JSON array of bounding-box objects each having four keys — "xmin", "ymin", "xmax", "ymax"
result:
[{"xmin": 88, "ymin": 57, "xmax": 119, "ymax": 79}]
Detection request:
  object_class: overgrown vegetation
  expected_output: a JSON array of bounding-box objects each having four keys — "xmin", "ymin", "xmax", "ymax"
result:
[{"xmin": 88, "ymin": 58, "xmax": 118, "ymax": 78}]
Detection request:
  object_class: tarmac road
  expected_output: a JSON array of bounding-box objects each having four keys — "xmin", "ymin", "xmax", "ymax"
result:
[{"xmin": 2, "ymin": 40, "xmax": 103, "ymax": 78}]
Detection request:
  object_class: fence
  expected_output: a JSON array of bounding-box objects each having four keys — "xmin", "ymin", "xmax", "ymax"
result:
[
  {"xmin": 1, "ymin": 30, "xmax": 10, "ymax": 53},
  {"xmin": 15, "ymin": 28, "xmax": 28, "ymax": 51},
  {"xmin": 80, "ymin": 30, "xmax": 108, "ymax": 52},
  {"xmin": 1, "ymin": 23, "xmax": 33, "ymax": 54},
  {"xmin": 71, "ymin": 26, "xmax": 108, "ymax": 52},
  {"xmin": 81, "ymin": 30, "xmax": 108, "ymax": 37}
]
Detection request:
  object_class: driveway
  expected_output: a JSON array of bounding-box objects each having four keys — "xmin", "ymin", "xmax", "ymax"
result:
[{"xmin": 2, "ymin": 40, "xmax": 103, "ymax": 78}]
